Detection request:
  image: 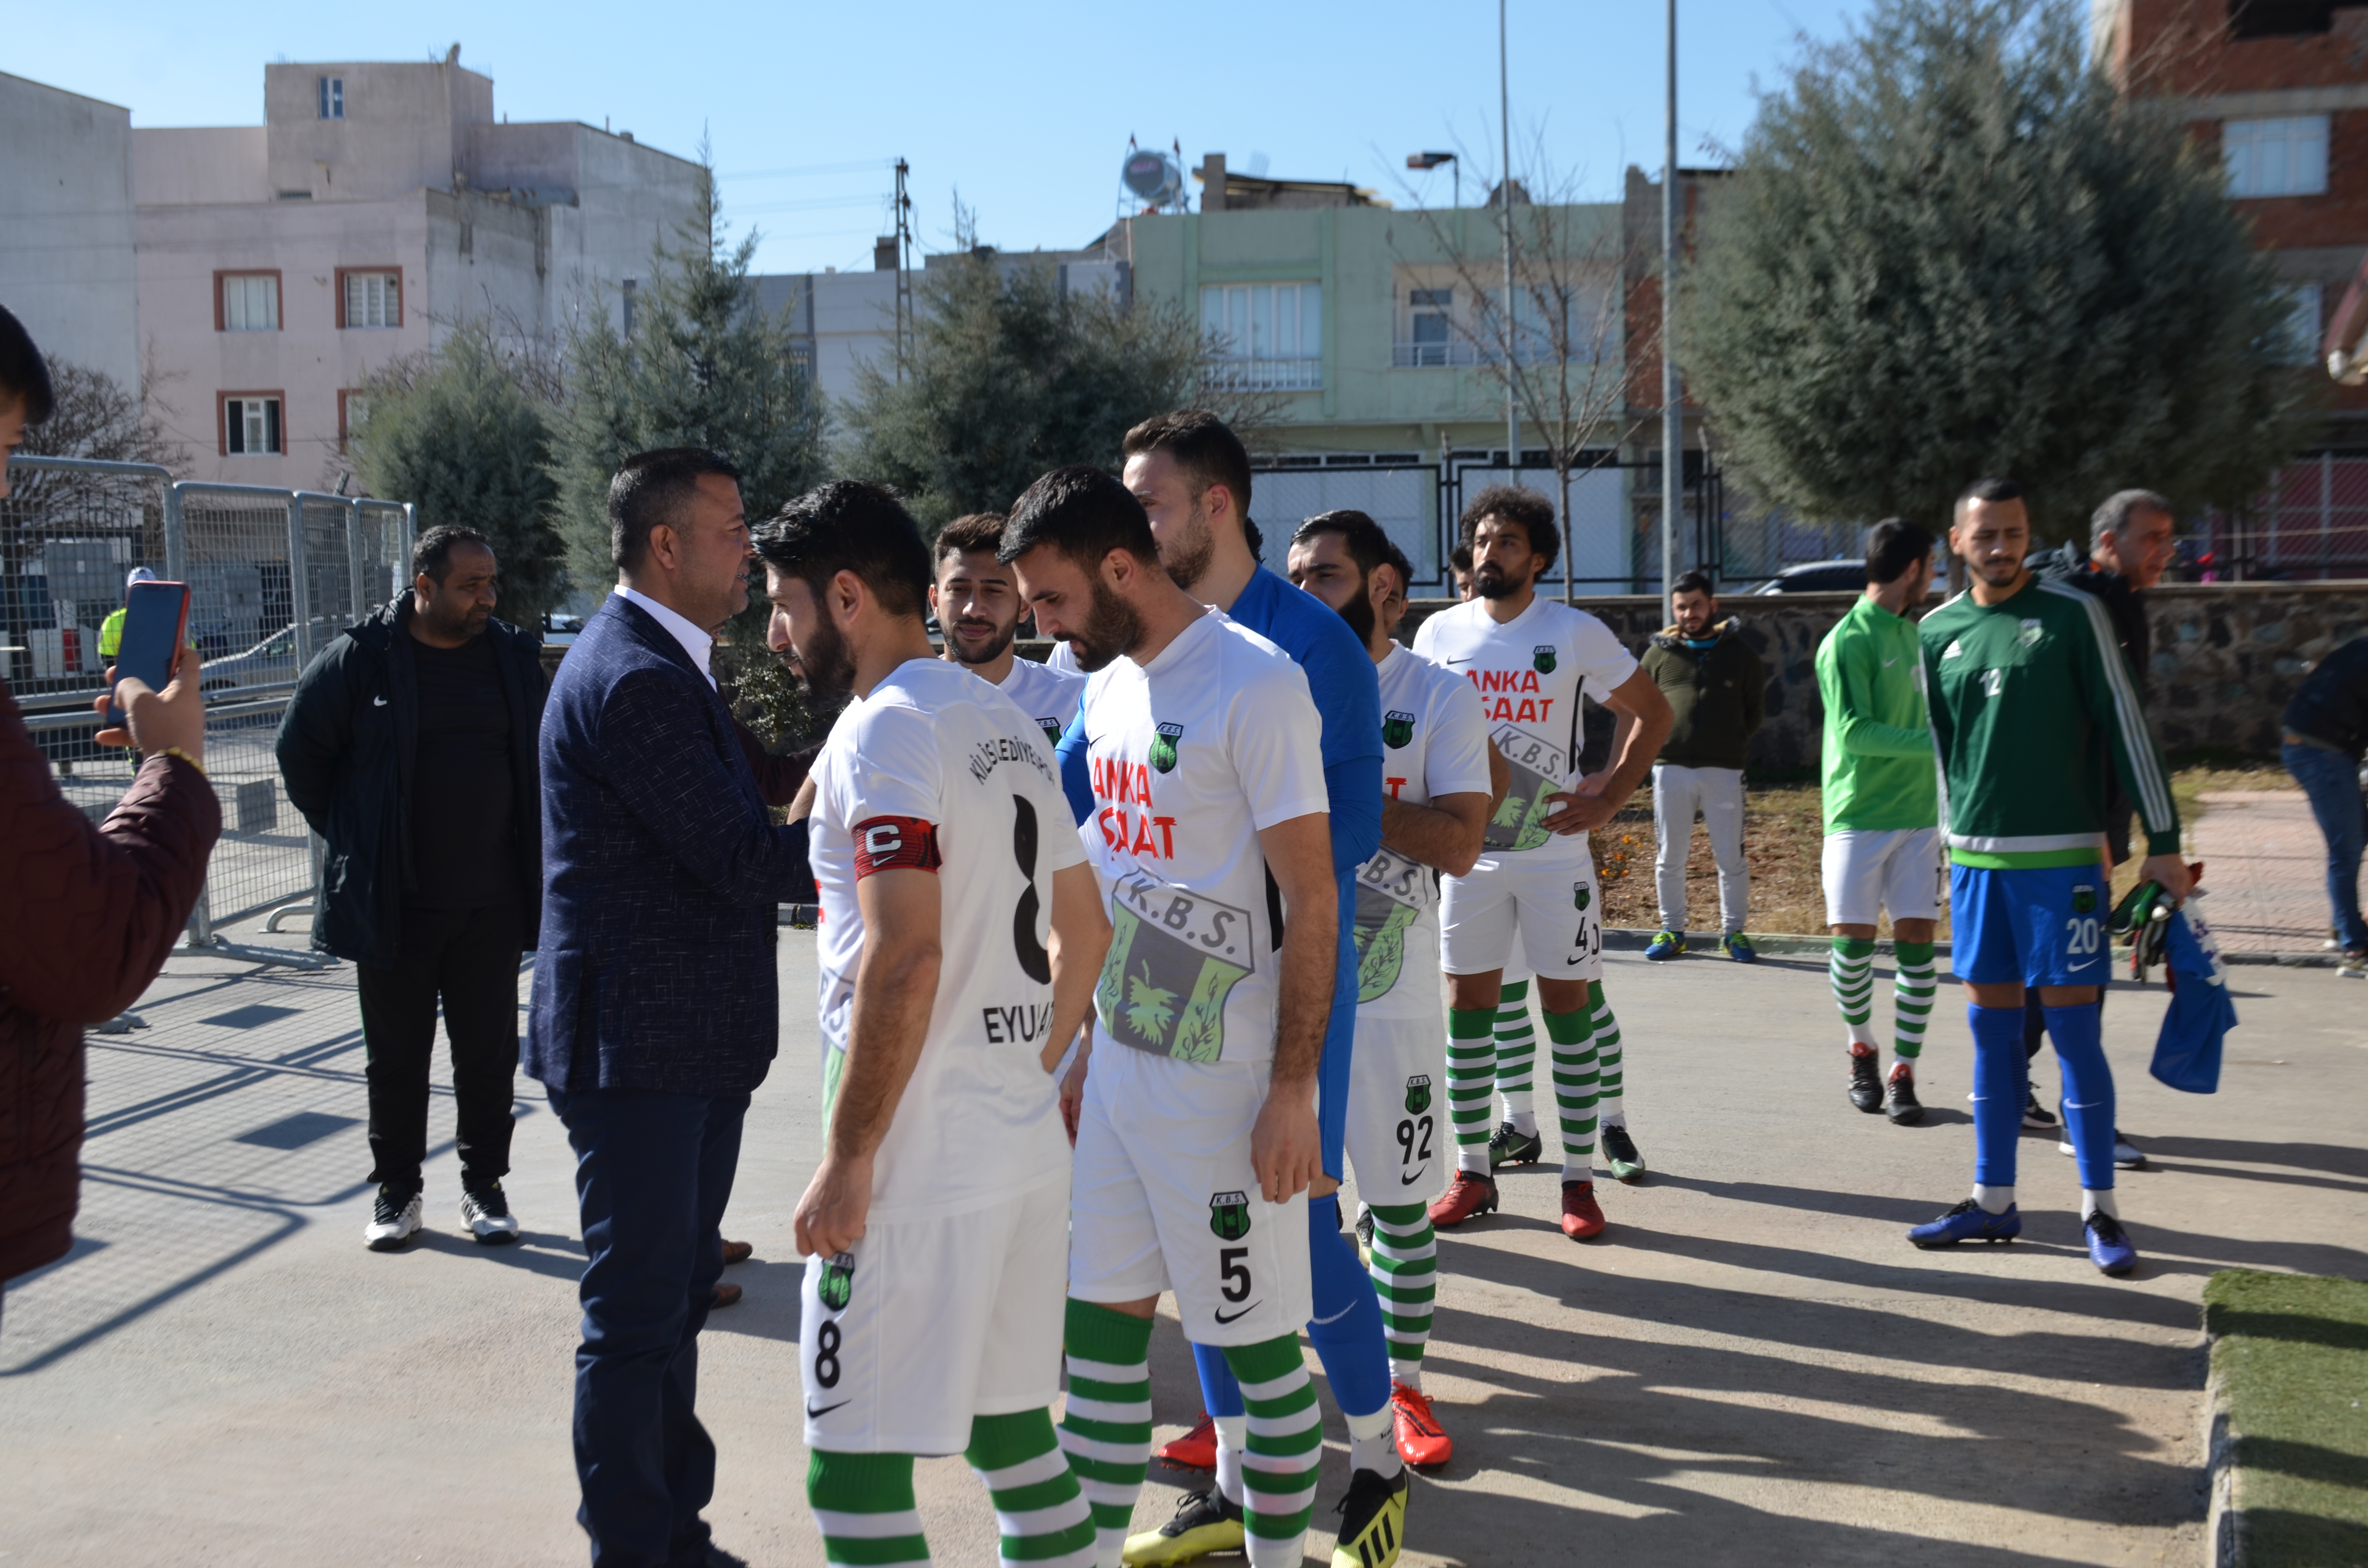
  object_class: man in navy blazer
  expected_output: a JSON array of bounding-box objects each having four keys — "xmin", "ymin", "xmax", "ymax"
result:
[{"xmin": 528, "ymin": 447, "xmax": 813, "ymax": 1568}]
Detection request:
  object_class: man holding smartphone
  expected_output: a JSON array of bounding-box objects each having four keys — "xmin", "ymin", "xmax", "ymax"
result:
[{"xmin": 278, "ymin": 525, "xmax": 547, "ymax": 1251}]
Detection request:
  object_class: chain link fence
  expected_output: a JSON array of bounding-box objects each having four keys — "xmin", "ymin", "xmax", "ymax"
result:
[{"xmin": 7, "ymin": 456, "xmax": 413, "ymax": 959}]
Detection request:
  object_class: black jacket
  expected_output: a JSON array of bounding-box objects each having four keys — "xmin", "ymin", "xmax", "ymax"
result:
[
  {"xmin": 2035, "ymin": 541, "xmax": 2151, "ymax": 692},
  {"xmin": 2283, "ymin": 635, "xmax": 2368, "ymax": 760},
  {"xmin": 275, "ymin": 598, "xmax": 546, "ymax": 967},
  {"xmin": 1640, "ymin": 615, "xmax": 1766, "ymax": 770}
]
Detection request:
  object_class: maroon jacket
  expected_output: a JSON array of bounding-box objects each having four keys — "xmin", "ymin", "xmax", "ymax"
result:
[{"xmin": 0, "ymin": 678, "xmax": 220, "ymax": 1284}]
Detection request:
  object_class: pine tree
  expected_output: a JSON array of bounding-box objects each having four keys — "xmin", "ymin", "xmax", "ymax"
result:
[
  {"xmin": 352, "ymin": 321, "xmax": 568, "ymax": 626},
  {"xmin": 1680, "ymin": 0, "xmax": 2310, "ymax": 544},
  {"xmin": 549, "ymin": 174, "xmax": 829, "ymax": 583},
  {"xmin": 840, "ymin": 254, "xmax": 1207, "ymax": 527}
]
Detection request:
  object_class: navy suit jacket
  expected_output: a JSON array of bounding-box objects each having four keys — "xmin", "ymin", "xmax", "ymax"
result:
[{"xmin": 526, "ymin": 594, "xmax": 813, "ymax": 1097}]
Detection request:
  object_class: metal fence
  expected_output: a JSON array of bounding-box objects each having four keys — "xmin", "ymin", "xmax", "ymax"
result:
[
  {"xmin": 6, "ymin": 455, "xmax": 413, "ymax": 959},
  {"xmin": 2201, "ymin": 453, "xmax": 2368, "ymax": 581}
]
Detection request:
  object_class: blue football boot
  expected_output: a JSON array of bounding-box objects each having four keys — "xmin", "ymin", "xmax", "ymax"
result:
[
  {"xmin": 1645, "ymin": 930, "xmax": 1686, "ymax": 961},
  {"xmin": 2083, "ymin": 1211, "xmax": 2138, "ymax": 1277},
  {"xmin": 1907, "ymin": 1198, "xmax": 2022, "ymax": 1250}
]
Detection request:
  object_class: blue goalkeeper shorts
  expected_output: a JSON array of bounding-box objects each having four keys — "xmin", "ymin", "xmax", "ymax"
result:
[{"xmin": 1949, "ymin": 861, "xmax": 2113, "ymax": 988}]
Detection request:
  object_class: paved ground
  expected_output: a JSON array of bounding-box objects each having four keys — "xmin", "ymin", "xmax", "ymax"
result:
[
  {"xmin": 2190, "ymin": 789, "xmax": 2364, "ymax": 954},
  {"xmin": 5, "ymin": 909, "xmax": 2364, "ymax": 1568}
]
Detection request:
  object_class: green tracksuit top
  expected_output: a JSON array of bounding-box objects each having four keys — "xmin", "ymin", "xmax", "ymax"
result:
[
  {"xmin": 1918, "ymin": 576, "xmax": 2179, "ymax": 870},
  {"xmin": 1814, "ymin": 596, "xmax": 1936, "ymax": 833}
]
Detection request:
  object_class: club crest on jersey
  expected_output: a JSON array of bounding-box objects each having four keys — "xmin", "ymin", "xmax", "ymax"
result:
[
  {"xmin": 1038, "ymin": 719, "xmax": 1063, "ymax": 748},
  {"xmin": 1209, "ymin": 1191, "xmax": 1252, "ymax": 1241},
  {"xmin": 2072, "ymin": 884, "xmax": 2097, "ymax": 916},
  {"xmin": 1382, "ymin": 710, "xmax": 1417, "ymax": 749},
  {"xmin": 1404, "ymin": 1074, "xmax": 1433, "ymax": 1115},
  {"xmin": 1572, "ymin": 882, "xmax": 1592, "ymax": 912},
  {"xmin": 1532, "ymin": 644, "xmax": 1557, "ymax": 674},
  {"xmin": 817, "ymin": 1252, "xmax": 856, "ymax": 1311},
  {"xmin": 2018, "ymin": 618, "xmax": 2045, "ymax": 649},
  {"xmin": 1149, "ymin": 722, "xmax": 1185, "ymax": 773}
]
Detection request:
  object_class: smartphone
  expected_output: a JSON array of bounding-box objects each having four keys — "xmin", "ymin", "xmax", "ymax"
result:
[{"xmin": 105, "ymin": 581, "xmax": 191, "ymax": 729}]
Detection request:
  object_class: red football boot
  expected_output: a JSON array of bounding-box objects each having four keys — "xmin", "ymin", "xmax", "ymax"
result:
[
  {"xmin": 1560, "ymin": 1180, "xmax": 1606, "ymax": 1240},
  {"xmin": 1426, "ymin": 1170, "xmax": 1499, "ymax": 1229},
  {"xmin": 1391, "ymin": 1381, "xmax": 1454, "ymax": 1468},
  {"xmin": 1155, "ymin": 1411, "xmax": 1217, "ymax": 1470}
]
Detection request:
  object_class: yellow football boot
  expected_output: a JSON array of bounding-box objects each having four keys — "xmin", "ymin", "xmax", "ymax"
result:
[
  {"xmin": 1331, "ymin": 1466, "xmax": 1409, "ymax": 1568},
  {"xmin": 1122, "ymin": 1488, "xmax": 1245, "ymax": 1566}
]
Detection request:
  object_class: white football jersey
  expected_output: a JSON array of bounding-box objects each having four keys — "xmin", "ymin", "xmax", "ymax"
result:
[
  {"xmin": 1357, "ymin": 645, "xmax": 1495, "ymax": 1019},
  {"xmin": 989, "ymin": 652, "xmax": 1088, "ymax": 751},
  {"xmin": 1078, "ymin": 612, "xmax": 1327, "ymax": 1065},
  {"xmin": 1042, "ymin": 638, "xmax": 1081, "ymax": 677},
  {"xmin": 1413, "ymin": 595, "xmax": 1637, "ymax": 860},
  {"xmin": 809, "ymin": 658, "xmax": 1086, "ymax": 1223}
]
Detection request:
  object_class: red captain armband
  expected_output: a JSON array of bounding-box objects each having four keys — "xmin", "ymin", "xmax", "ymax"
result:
[{"xmin": 852, "ymin": 816, "xmax": 942, "ymax": 878}]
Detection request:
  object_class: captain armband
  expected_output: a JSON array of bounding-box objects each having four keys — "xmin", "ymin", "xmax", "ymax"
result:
[{"xmin": 852, "ymin": 815, "xmax": 942, "ymax": 878}]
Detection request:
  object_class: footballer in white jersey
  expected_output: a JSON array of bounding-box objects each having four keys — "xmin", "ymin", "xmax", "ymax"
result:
[
  {"xmin": 765, "ymin": 482, "xmax": 1109, "ymax": 1568},
  {"xmin": 931, "ymin": 512, "xmax": 1090, "ymax": 749}
]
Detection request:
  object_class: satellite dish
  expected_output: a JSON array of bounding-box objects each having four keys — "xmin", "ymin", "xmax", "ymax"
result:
[{"xmin": 1122, "ymin": 148, "xmax": 1184, "ymax": 208}]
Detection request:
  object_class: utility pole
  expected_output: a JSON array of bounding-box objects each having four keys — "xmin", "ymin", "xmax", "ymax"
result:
[
  {"xmin": 1660, "ymin": 0, "xmax": 1681, "ymax": 620},
  {"xmin": 1501, "ymin": 0, "xmax": 1520, "ymax": 483},
  {"xmin": 893, "ymin": 157, "xmax": 914, "ymax": 381}
]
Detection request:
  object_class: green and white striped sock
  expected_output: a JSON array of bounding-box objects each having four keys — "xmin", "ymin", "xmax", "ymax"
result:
[
  {"xmin": 808, "ymin": 1448, "xmax": 928, "ymax": 1567},
  {"xmin": 1830, "ymin": 936, "xmax": 1877, "ymax": 1050},
  {"xmin": 1056, "ymin": 1299, "xmax": 1153, "ymax": 1565},
  {"xmin": 1544, "ymin": 1006, "xmax": 1599, "ymax": 1181},
  {"xmin": 1590, "ymin": 980, "xmax": 1628, "ymax": 1129},
  {"xmin": 1493, "ymin": 980, "xmax": 1538, "ymax": 1130},
  {"xmin": 1446, "ymin": 1006, "xmax": 1497, "ymax": 1175},
  {"xmin": 966, "ymin": 1408, "xmax": 1097, "ymax": 1568},
  {"xmin": 1366, "ymin": 1200, "xmax": 1435, "ymax": 1389},
  {"xmin": 1893, "ymin": 941, "xmax": 1936, "ymax": 1065},
  {"xmin": 1222, "ymin": 1334, "xmax": 1322, "ymax": 1568}
]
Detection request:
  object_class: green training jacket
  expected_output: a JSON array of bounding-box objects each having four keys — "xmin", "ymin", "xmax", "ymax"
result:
[
  {"xmin": 1814, "ymin": 595, "xmax": 1936, "ymax": 833},
  {"xmin": 1918, "ymin": 576, "xmax": 2179, "ymax": 869}
]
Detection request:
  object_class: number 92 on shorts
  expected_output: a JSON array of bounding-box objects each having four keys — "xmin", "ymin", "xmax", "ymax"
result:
[{"xmin": 1947, "ymin": 860, "xmax": 2112, "ymax": 988}]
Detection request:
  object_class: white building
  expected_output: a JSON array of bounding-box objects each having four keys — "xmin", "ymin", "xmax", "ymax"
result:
[
  {"xmin": 0, "ymin": 72, "xmax": 141, "ymax": 392},
  {"xmin": 133, "ymin": 52, "xmax": 703, "ymax": 482}
]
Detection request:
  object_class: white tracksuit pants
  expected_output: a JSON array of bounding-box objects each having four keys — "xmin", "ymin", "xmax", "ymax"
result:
[{"xmin": 1652, "ymin": 762, "xmax": 1748, "ymax": 934}]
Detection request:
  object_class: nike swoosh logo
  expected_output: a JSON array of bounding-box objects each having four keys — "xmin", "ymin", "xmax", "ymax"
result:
[
  {"xmin": 1566, "ymin": 955, "xmax": 1589, "ymax": 966},
  {"xmin": 1443, "ymin": 657, "xmax": 1474, "ymax": 665},
  {"xmin": 1882, "ymin": 658, "xmax": 1898, "ymax": 667},
  {"xmin": 1399, "ymin": 1164, "xmax": 1430, "ymax": 1186},
  {"xmin": 1212, "ymin": 1301, "xmax": 1262, "ymax": 1325},
  {"xmin": 805, "ymin": 1400, "xmax": 850, "ymax": 1419},
  {"xmin": 372, "ymin": 696, "xmax": 389, "ymax": 706}
]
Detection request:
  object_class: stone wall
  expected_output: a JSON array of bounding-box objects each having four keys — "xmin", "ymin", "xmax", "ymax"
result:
[{"xmin": 1400, "ymin": 581, "xmax": 2368, "ymax": 771}]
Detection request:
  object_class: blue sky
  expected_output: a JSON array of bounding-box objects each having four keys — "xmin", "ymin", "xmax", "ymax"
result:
[{"xmin": 12, "ymin": 0, "xmax": 1875, "ymax": 275}]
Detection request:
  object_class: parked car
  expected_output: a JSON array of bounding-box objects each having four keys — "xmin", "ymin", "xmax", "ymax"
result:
[
  {"xmin": 201, "ymin": 619, "xmax": 335, "ymax": 694},
  {"xmin": 541, "ymin": 611, "xmax": 586, "ymax": 648},
  {"xmin": 1751, "ymin": 560, "xmax": 1872, "ymax": 594}
]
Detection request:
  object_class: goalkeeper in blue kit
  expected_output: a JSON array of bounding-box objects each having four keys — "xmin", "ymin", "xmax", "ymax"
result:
[{"xmin": 1908, "ymin": 479, "xmax": 2191, "ymax": 1278}]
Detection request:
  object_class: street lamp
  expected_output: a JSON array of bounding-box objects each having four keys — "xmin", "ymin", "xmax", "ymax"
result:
[{"xmin": 1407, "ymin": 150, "xmax": 1458, "ymax": 211}]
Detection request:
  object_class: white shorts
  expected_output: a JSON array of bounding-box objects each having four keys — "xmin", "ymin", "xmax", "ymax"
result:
[
  {"xmin": 1821, "ymin": 827, "xmax": 1945, "ymax": 928},
  {"xmin": 1068, "ymin": 1043, "xmax": 1313, "ymax": 1347},
  {"xmin": 800, "ymin": 1175, "xmax": 1069, "ymax": 1456},
  {"xmin": 1439, "ymin": 850, "xmax": 1603, "ymax": 982},
  {"xmin": 1345, "ymin": 1013, "xmax": 1447, "ymax": 1204}
]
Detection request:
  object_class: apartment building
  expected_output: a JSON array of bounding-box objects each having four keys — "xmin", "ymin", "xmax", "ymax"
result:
[
  {"xmin": 1127, "ymin": 155, "xmax": 1629, "ymax": 590},
  {"xmin": 133, "ymin": 52, "xmax": 703, "ymax": 482},
  {"xmin": 0, "ymin": 73, "xmax": 141, "ymax": 392}
]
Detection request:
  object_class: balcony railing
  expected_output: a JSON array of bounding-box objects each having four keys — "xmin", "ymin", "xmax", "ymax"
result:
[
  {"xmin": 1392, "ymin": 339, "xmax": 1602, "ymax": 368},
  {"xmin": 1202, "ymin": 355, "xmax": 1323, "ymax": 391}
]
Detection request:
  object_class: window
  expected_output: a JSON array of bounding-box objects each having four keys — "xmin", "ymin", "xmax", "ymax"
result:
[
  {"xmin": 2229, "ymin": 1, "xmax": 2336, "ymax": 39},
  {"xmin": 1200, "ymin": 282, "xmax": 1322, "ymax": 389},
  {"xmin": 218, "ymin": 272, "xmax": 280, "ymax": 332},
  {"xmin": 222, "ymin": 395, "xmax": 284, "ymax": 456},
  {"xmin": 2282, "ymin": 282, "xmax": 2326, "ymax": 364},
  {"xmin": 340, "ymin": 270, "xmax": 401, "ymax": 329},
  {"xmin": 319, "ymin": 77, "xmax": 344, "ymax": 119},
  {"xmin": 2224, "ymin": 116, "xmax": 2329, "ymax": 197},
  {"xmin": 338, "ymin": 390, "xmax": 370, "ymax": 452},
  {"xmin": 1407, "ymin": 288, "xmax": 1454, "ymax": 366}
]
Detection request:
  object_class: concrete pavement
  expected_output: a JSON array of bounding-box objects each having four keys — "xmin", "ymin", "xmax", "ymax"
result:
[{"xmin": 4, "ymin": 926, "xmax": 2364, "ymax": 1567}]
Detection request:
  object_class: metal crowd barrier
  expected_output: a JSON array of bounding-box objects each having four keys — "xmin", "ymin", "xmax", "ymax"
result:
[{"xmin": 5, "ymin": 454, "xmax": 414, "ymax": 969}]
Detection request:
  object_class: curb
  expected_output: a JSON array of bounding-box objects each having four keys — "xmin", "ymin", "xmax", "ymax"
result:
[
  {"xmin": 1599, "ymin": 927, "xmax": 2348, "ymax": 968},
  {"xmin": 2205, "ymin": 1354, "xmax": 2243, "ymax": 1568}
]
